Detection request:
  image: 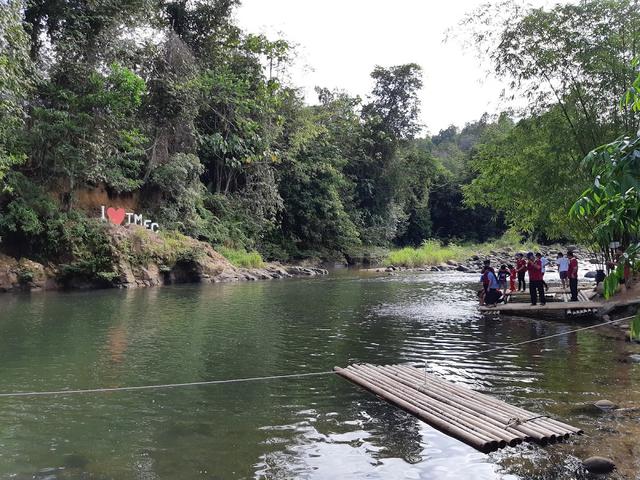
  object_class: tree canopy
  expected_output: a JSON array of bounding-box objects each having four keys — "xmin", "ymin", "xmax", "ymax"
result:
[{"xmin": 1, "ymin": 0, "xmax": 637, "ymax": 266}]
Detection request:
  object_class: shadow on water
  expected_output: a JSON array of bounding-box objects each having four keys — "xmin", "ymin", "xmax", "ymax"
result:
[{"xmin": 0, "ymin": 270, "xmax": 638, "ymax": 479}]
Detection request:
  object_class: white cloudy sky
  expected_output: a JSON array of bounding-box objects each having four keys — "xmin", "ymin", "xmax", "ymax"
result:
[{"xmin": 235, "ymin": 0, "xmax": 567, "ymax": 134}]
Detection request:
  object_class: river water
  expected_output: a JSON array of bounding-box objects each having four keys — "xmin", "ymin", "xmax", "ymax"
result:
[{"xmin": 0, "ymin": 270, "xmax": 639, "ymax": 479}]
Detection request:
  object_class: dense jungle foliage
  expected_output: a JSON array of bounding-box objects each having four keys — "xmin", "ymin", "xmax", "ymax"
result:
[{"xmin": 0, "ymin": 0, "xmax": 638, "ymax": 265}]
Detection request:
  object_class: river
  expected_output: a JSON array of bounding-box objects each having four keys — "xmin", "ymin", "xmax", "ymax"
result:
[{"xmin": 0, "ymin": 270, "xmax": 638, "ymax": 479}]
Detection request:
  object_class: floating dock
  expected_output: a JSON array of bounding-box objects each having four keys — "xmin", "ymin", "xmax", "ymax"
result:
[
  {"xmin": 479, "ymin": 287, "xmax": 600, "ymax": 317},
  {"xmin": 334, "ymin": 363, "xmax": 582, "ymax": 453}
]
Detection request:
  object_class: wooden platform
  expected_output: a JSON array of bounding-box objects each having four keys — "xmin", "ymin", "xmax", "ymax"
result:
[
  {"xmin": 546, "ymin": 285, "xmax": 594, "ymax": 294},
  {"xmin": 480, "ymin": 288, "xmax": 600, "ymax": 317},
  {"xmin": 335, "ymin": 364, "xmax": 582, "ymax": 453},
  {"xmin": 479, "ymin": 301, "xmax": 600, "ymax": 313}
]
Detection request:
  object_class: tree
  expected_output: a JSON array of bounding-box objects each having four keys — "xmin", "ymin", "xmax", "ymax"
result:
[
  {"xmin": 27, "ymin": 63, "xmax": 147, "ymax": 205},
  {"xmin": 361, "ymin": 63, "xmax": 423, "ymax": 139},
  {"xmin": 571, "ymin": 61, "xmax": 640, "ymax": 297},
  {"xmin": 462, "ymin": 0, "xmax": 640, "ymax": 155},
  {"xmin": 463, "ymin": 110, "xmax": 588, "ymax": 239},
  {"xmin": 0, "ymin": 0, "xmax": 33, "ymax": 189},
  {"xmin": 347, "ymin": 64, "xmax": 426, "ymax": 244},
  {"xmin": 271, "ymin": 90, "xmax": 361, "ymax": 257}
]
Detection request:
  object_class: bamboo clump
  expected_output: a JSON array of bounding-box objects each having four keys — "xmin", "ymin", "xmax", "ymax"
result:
[{"xmin": 334, "ymin": 364, "xmax": 583, "ymax": 453}]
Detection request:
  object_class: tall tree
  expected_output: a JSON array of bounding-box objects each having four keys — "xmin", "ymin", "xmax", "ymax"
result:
[
  {"xmin": 0, "ymin": 0, "xmax": 33, "ymax": 189},
  {"xmin": 462, "ymin": 0, "xmax": 640, "ymax": 155},
  {"xmin": 348, "ymin": 63, "xmax": 426, "ymax": 244}
]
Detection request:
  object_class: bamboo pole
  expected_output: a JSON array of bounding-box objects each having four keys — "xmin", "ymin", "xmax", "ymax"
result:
[
  {"xmin": 352, "ymin": 364, "xmax": 520, "ymax": 447},
  {"xmin": 393, "ymin": 365, "xmax": 580, "ymax": 437},
  {"xmin": 334, "ymin": 367, "xmax": 498, "ymax": 453}
]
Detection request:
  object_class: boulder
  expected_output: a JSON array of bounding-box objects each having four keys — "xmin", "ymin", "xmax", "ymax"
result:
[
  {"xmin": 582, "ymin": 456, "xmax": 615, "ymax": 474},
  {"xmin": 456, "ymin": 265, "xmax": 469, "ymax": 272},
  {"xmin": 594, "ymin": 399, "xmax": 618, "ymax": 411},
  {"xmin": 585, "ymin": 271, "xmax": 597, "ymax": 279}
]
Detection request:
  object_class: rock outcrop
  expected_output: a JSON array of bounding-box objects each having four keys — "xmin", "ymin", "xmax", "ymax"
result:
[
  {"xmin": 0, "ymin": 254, "xmax": 58, "ymax": 292},
  {"xmin": 0, "ymin": 224, "xmax": 327, "ymax": 293}
]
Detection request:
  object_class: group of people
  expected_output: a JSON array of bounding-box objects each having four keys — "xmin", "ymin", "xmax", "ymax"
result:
[{"xmin": 480, "ymin": 251, "xmax": 579, "ymax": 307}]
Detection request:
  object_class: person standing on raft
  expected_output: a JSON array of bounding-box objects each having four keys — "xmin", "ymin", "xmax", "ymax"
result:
[
  {"xmin": 515, "ymin": 253, "xmax": 527, "ymax": 292},
  {"xmin": 556, "ymin": 252, "xmax": 569, "ymax": 290},
  {"xmin": 497, "ymin": 264, "xmax": 510, "ymax": 291},
  {"xmin": 567, "ymin": 251, "xmax": 579, "ymax": 301},
  {"xmin": 537, "ymin": 252, "xmax": 549, "ymax": 291},
  {"xmin": 508, "ymin": 264, "xmax": 517, "ymax": 291},
  {"xmin": 527, "ymin": 252, "xmax": 545, "ymax": 306}
]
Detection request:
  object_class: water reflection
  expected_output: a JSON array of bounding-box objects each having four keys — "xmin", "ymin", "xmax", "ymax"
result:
[{"xmin": 0, "ymin": 271, "xmax": 638, "ymax": 479}]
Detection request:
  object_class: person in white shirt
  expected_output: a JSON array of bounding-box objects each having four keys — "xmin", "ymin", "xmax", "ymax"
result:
[
  {"xmin": 556, "ymin": 252, "xmax": 570, "ymax": 289},
  {"xmin": 536, "ymin": 253, "xmax": 549, "ymax": 290}
]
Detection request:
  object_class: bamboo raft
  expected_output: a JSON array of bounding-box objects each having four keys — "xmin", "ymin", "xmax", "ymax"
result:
[
  {"xmin": 479, "ymin": 286, "xmax": 600, "ymax": 317},
  {"xmin": 334, "ymin": 364, "xmax": 583, "ymax": 453}
]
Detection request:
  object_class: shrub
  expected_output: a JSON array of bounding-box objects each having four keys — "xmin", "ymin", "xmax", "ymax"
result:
[{"xmin": 16, "ymin": 267, "xmax": 34, "ymax": 284}]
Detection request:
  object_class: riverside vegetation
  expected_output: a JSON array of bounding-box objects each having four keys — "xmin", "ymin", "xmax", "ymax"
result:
[
  {"xmin": 385, "ymin": 232, "xmax": 541, "ymax": 268},
  {"xmin": 0, "ymin": 1, "xmax": 639, "ymax": 289}
]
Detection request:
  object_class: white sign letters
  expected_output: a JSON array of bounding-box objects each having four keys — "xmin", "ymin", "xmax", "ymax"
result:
[{"xmin": 100, "ymin": 206, "xmax": 160, "ymax": 232}]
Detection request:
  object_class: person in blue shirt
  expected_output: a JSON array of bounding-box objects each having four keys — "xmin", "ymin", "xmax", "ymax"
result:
[
  {"xmin": 484, "ymin": 266, "xmax": 503, "ymax": 307},
  {"xmin": 497, "ymin": 264, "xmax": 510, "ymax": 290}
]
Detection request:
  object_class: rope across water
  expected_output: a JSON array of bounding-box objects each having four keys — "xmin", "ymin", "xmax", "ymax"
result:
[{"xmin": 0, "ymin": 315, "xmax": 633, "ymax": 399}]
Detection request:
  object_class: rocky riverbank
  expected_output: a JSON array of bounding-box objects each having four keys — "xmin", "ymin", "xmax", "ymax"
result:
[
  {"xmin": 374, "ymin": 246, "xmax": 601, "ymax": 275},
  {"xmin": 0, "ymin": 224, "xmax": 327, "ymax": 293}
]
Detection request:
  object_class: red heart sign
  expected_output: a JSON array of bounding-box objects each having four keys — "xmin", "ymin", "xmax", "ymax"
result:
[{"xmin": 106, "ymin": 207, "xmax": 126, "ymax": 225}]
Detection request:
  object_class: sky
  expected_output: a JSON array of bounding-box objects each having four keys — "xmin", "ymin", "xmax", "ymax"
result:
[{"xmin": 235, "ymin": 0, "xmax": 564, "ymax": 134}]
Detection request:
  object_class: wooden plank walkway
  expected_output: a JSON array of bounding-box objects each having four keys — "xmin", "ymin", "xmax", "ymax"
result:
[{"xmin": 335, "ymin": 364, "xmax": 582, "ymax": 453}]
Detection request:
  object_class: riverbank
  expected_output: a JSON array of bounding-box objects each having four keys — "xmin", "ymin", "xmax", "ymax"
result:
[
  {"xmin": 0, "ymin": 224, "xmax": 327, "ymax": 293},
  {"xmin": 384, "ymin": 235, "xmax": 549, "ymax": 269},
  {"xmin": 379, "ymin": 243, "xmax": 599, "ymax": 275}
]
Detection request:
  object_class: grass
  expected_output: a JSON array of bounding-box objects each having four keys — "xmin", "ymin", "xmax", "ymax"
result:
[
  {"xmin": 384, "ymin": 231, "xmax": 542, "ymax": 268},
  {"xmin": 385, "ymin": 240, "xmax": 470, "ymax": 267},
  {"xmin": 218, "ymin": 246, "xmax": 265, "ymax": 268}
]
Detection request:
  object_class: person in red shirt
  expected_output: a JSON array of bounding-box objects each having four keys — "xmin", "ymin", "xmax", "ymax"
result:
[
  {"xmin": 527, "ymin": 252, "xmax": 545, "ymax": 306},
  {"xmin": 508, "ymin": 264, "xmax": 517, "ymax": 291},
  {"xmin": 567, "ymin": 251, "xmax": 579, "ymax": 301},
  {"xmin": 515, "ymin": 253, "xmax": 527, "ymax": 291}
]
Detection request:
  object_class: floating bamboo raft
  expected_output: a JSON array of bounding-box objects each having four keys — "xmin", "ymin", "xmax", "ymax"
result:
[
  {"xmin": 479, "ymin": 287, "xmax": 600, "ymax": 317},
  {"xmin": 334, "ymin": 364, "xmax": 583, "ymax": 453}
]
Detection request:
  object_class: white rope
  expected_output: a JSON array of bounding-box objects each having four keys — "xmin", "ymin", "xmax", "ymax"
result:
[
  {"xmin": 0, "ymin": 315, "xmax": 634, "ymax": 399},
  {"xmin": 0, "ymin": 371, "xmax": 335, "ymax": 398},
  {"xmin": 473, "ymin": 314, "xmax": 634, "ymax": 356}
]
